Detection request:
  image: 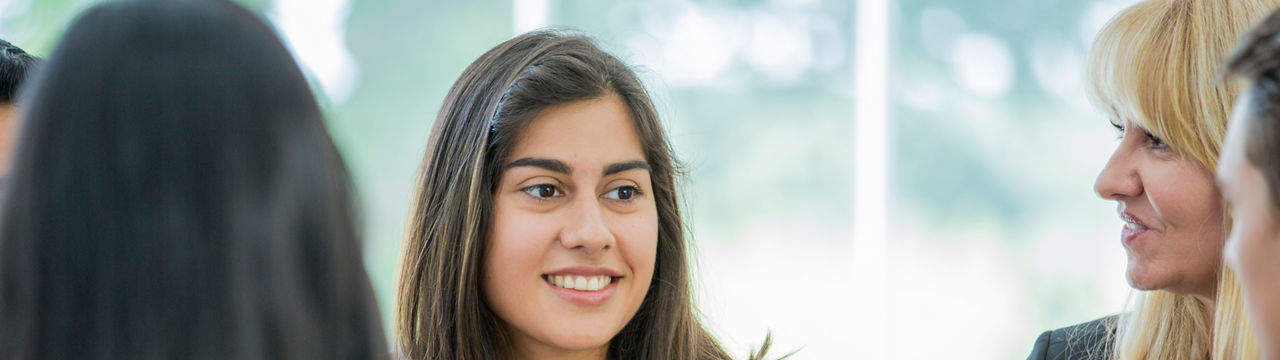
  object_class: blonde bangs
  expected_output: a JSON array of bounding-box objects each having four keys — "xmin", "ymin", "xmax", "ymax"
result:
[{"xmin": 1086, "ymin": 0, "xmax": 1246, "ymax": 171}]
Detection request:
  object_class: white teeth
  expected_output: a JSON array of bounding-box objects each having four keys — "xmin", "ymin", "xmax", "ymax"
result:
[
  {"xmin": 546, "ymin": 275, "xmax": 613, "ymax": 291},
  {"xmin": 1124, "ymin": 222, "xmax": 1147, "ymax": 231}
]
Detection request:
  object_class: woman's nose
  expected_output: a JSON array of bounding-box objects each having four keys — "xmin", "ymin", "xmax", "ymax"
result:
[{"xmin": 559, "ymin": 196, "xmax": 615, "ymax": 254}]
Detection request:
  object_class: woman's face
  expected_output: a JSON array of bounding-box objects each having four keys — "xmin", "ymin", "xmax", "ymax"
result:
[
  {"xmin": 1094, "ymin": 117, "xmax": 1224, "ymax": 298},
  {"xmin": 1219, "ymin": 93, "xmax": 1280, "ymax": 350},
  {"xmin": 0, "ymin": 103, "xmax": 15, "ymax": 176},
  {"xmin": 484, "ymin": 94, "xmax": 658, "ymax": 358}
]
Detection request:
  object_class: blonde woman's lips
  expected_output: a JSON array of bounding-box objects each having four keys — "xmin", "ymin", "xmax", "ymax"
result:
[{"xmin": 1120, "ymin": 211, "xmax": 1150, "ymax": 245}]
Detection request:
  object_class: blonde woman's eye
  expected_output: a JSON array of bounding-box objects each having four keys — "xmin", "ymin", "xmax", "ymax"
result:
[
  {"xmin": 522, "ymin": 184, "xmax": 563, "ymax": 199},
  {"xmin": 603, "ymin": 185, "xmax": 641, "ymax": 201},
  {"xmin": 1145, "ymin": 131, "xmax": 1168, "ymax": 149}
]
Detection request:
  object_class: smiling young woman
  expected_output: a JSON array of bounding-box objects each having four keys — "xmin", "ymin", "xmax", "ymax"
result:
[
  {"xmin": 485, "ymin": 94, "xmax": 658, "ymax": 358},
  {"xmin": 395, "ymin": 31, "xmax": 767, "ymax": 360}
]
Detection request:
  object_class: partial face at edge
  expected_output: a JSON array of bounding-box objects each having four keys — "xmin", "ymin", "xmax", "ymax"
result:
[
  {"xmin": 1219, "ymin": 91, "xmax": 1280, "ymax": 355},
  {"xmin": 0, "ymin": 103, "xmax": 14, "ymax": 176},
  {"xmin": 1093, "ymin": 115, "xmax": 1224, "ymax": 298},
  {"xmin": 483, "ymin": 94, "xmax": 658, "ymax": 359}
]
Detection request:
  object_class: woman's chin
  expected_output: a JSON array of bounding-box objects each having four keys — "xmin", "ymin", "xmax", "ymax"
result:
[
  {"xmin": 1127, "ymin": 279, "xmax": 1163, "ymax": 291},
  {"xmin": 1126, "ymin": 264, "xmax": 1171, "ymax": 291},
  {"xmin": 541, "ymin": 336, "xmax": 611, "ymax": 354}
]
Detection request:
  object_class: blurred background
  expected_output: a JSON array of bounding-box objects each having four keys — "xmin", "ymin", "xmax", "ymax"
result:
[{"xmin": 0, "ymin": 0, "xmax": 1142, "ymax": 358}]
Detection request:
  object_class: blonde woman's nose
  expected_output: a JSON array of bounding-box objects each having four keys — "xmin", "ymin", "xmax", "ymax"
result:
[{"xmin": 1094, "ymin": 150, "xmax": 1142, "ymax": 200}]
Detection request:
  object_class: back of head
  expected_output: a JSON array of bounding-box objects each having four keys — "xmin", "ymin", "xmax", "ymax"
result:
[
  {"xmin": 0, "ymin": 1, "xmax": 387, "ymax": 359},
  {"xmin": 1226, "ymin": 6, "xmax": 1280, "ymax": 214},
  {"xmin": 0, "ymin": 38, "xmax": 39, "ymax": 104}
]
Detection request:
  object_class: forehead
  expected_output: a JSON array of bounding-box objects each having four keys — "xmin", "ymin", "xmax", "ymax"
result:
[{"xmin": 508, "ymin": 95, "xmax": 645, "ymax": 167}]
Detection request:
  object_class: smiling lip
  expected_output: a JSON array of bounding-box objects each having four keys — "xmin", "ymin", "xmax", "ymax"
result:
[
  {"xmin": 545, "ymin": 279, "xmax": 618, "ymax": 306},
  {"xmin": 1119, "ymin": 211, "xmax": 1150, "ymax": 245},
  {"xmin": 541, "ymin": 266, "xmax": 623, "ymax": 307},
  {"xmin": 543, "ymin": 265, "xmax": 622, "ymax": 278}
]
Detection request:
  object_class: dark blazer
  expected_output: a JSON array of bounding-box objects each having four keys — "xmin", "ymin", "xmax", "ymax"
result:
[{"xmin": 1027, "ymin": 315, "xmax": 1118, "ymax": 360}]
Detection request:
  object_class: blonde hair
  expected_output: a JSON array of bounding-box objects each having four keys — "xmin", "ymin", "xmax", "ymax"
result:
[{"xmin": 1086, "ymin": 0, "xmax": 1277, "ymax": 358}]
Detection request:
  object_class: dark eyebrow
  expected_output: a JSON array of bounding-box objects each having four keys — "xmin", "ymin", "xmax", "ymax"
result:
[
  {"xmin": 506, "ymin": 157, "xmax": 571, "ymax": 174},
  {"xmin": 604, "ymin": 160, "xmax": 651, "ymax": 176}
]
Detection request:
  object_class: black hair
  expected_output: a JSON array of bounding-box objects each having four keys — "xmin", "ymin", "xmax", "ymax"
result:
[
  {"xmin": 0, "ymin": 1, "xmax": 387, "ymax": 359},
  {"xmin": 0, "ymin": 38, "xmax": 40, "ymax": 103},
  {"xmin": 1227, "ymin": 6, "xmax": 1280, "ymax": 212}
]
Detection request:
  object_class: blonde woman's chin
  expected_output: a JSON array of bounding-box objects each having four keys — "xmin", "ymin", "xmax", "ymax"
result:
[
  {"xmin": 1124, "ymin": 261, "xmax": 1177, "ymax": 292},
  {"xmin": 1125, "ymin": 259, "xmax": 1220, "ymax": 299}
]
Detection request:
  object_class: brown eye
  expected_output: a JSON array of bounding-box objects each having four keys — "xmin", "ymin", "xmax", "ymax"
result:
[
  {"xmin": 604, "ymin": 185, "xmax": 640, "ymax": 201},
  {"xmin": 523, "ymin": 184, "xmax": 562, "ymax": 199}
]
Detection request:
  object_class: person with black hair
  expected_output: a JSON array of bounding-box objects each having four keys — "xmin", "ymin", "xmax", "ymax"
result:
[
  {"xmin": 0, "ymin": 1, "xmax": 388, "ymax": 359},
  {"xmin": 0, "ymin": 38, "xmax": 39, "ymax": 176}
]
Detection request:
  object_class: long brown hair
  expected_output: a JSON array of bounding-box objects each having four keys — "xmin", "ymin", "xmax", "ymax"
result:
[{"xmin": 396, "ymin": 30, "xmax": 735, "ymax": 360}]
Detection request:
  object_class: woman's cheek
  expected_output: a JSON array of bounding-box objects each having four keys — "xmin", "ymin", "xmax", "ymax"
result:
[{"xmin": 615, "ymin": 210, "xmax": 659, "ymax": 288}]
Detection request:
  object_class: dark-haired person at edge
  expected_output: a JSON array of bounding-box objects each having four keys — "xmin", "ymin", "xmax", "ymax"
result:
[
  {"xmin": 0, "ymin": 1, "xmax": 388, "ymax": 359},
  {"xmin": 0, "ymin": 38, "xmax": 39, "ymax": 179},
  {"xmin": 1220, "ymin": 6, "xmax": 1280, "ymax": 360}
]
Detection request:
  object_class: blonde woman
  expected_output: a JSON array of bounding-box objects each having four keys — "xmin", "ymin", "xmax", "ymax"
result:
[{"xmin": 1028, "ymin": 0, "xmax": 1278, "ymax": 359}]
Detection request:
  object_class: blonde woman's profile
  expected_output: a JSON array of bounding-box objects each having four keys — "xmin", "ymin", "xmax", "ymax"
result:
[{"xmin": 1028, "ymin": 0, "xmax": 1278, "ymax": 359}]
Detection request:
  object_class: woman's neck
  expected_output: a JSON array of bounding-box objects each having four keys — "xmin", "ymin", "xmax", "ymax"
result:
[{"xmin": 1188, "ymin": 277, "xmax": 1219, "ymax": 318}]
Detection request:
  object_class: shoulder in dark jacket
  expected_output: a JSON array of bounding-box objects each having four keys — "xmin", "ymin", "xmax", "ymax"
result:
[{"xmin": 1027, "ymin": 315, "xmax": 1118, "ymax": 360}]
